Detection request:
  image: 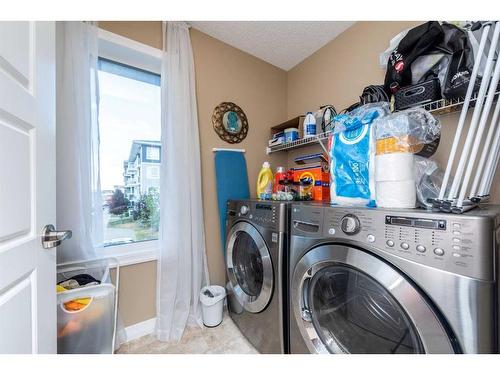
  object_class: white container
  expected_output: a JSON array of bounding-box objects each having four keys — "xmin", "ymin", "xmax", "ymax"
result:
[
  {"xmin": 57, "ymin": 284, "xmax": 116, "ymax": 354},
  {"xmin": 200, "ymin": 285, "xmax": 226, "ymax": 327},
  {"xmin": 56, "ymin": 258, "xmax": 119, "ymax": 354},
  {"xmin": 304, "ymin": 112, "xmax": 317, "ymax": 138},
  {"xmin": 284, "ymin": 127, "xmax": 299, "ymax": 143}
]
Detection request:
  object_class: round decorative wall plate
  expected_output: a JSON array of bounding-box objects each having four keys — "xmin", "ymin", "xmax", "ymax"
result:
[{"xmin": 212, "ymin": 102, "xmax": 249, "ymax": 144}]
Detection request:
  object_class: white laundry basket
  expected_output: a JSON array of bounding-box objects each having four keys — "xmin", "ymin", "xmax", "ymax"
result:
[
  {"xmin": 200, "ymin": 285, "xmax": 226, "ymax": 327},
  {"xmin": 56, "ymin": 258, "xmax": 119, "ymax": 354}
]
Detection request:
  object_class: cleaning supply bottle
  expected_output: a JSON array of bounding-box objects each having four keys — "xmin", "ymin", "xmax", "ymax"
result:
[
  {"xmin": 257, "ymin": 162, "xmax": 274, "ymax": 200},
  {"xmin": 304, "ymin": 112, "xmax": 317, "ymax": 138},
  {"xmin": 274, "ymin": 166, "xmax": 285, "ymax": 193}
]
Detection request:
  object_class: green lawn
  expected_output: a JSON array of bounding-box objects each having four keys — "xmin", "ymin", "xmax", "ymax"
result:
[{"xmin": 107, "ymin": 216, "xmax": 158, "ymax": 241}]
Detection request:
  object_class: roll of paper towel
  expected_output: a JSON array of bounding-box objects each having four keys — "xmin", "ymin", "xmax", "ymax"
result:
[
  {"xmin": 375, "ymin": 153, "xmax": 414, "ymax": 181},
  {"xmin": 376, "ymin": 180, "xmax": 416, "ymax": 208}
]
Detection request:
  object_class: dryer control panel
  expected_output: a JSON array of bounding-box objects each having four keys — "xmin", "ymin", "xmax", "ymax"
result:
[
  {"xmin": 227, "ymin": 199, "xmax": 289, "ymax": 232},
  {"xmin": 291, "ymin": 203, "xmax": 500, "ymax": 281}
]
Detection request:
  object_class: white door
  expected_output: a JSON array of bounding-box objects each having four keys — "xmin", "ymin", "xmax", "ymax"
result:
[{"xmin": 0, "ymin": 22, "xmax": 57, "ymax": 353}]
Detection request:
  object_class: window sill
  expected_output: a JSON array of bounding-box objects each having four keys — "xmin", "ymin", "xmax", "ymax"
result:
[{"xmin": 101, "ymin": 240, "xmax": 159, "ymax": 267}]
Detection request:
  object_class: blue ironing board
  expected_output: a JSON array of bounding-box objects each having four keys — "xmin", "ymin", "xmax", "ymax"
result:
[{"xmin": 214, "ymin": 150, "xmax": 250, "ymax": 256}]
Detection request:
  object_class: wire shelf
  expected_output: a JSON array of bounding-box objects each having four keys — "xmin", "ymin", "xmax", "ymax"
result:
[
  {"xmin": 417, "ymin": 90, "xmax": 500, "ymax": 116},
  {"xmin": 266, "ymin": 132, "xmax": 331, "ymax": 154},
  {"xmin": 266, "ymin": 90, "xmax": 500, "ymax": 154}
]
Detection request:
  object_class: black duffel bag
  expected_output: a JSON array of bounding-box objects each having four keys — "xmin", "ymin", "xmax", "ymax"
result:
[{"xmin": 385, "ymin": 21, "xmax": 477, "ymax": 99}]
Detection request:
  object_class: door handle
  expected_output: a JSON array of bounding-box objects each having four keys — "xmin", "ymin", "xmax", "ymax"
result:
[{"xmin": 41, "ymin": 224, "xmax": 72, "ymax": 249}]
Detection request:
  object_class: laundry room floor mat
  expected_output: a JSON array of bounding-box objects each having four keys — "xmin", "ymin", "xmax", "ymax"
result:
[{"xmin": 116, "ymin": 316, "xmax": 258, "ymax": 354}]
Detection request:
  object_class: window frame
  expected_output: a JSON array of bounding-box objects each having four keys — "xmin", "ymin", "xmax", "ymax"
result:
[
  {"xmin": 97, "ymin": 28, "xmax": 162, "ymax": 266},
  {"xmin": 146, "ymin": 146, "xmax": 160, "ymax": 161}
]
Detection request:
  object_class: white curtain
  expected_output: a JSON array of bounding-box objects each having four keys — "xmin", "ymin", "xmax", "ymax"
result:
[
  {"xmin": 156, "ymin": 21, "xmax": 210, "ymax": 342},
  {"xmin": 56, "ymin": 21, "xmax": 127, "ymax": 348},
  {"xmin": 56, "ymin": 21, "xmax": 103, "ymax": 264}
]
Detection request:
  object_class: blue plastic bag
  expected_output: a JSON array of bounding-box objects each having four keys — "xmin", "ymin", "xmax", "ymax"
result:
[{"xmin": 330, "ymin": 103, "xmax": 389, "ymax": 206}]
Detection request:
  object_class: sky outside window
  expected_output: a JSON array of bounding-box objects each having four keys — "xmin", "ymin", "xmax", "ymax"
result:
[{"xmin": 98, "ymin": 68, "xmax": 161, "ymax": 191}]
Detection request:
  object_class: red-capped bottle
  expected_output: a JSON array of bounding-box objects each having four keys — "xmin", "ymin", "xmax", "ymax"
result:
[{"xmin": 274, "ymin": 166, "xmax": 285, "ymax": 193}]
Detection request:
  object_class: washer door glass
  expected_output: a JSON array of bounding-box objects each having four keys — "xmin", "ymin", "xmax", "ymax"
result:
[
  {"xmin": 308, "ymin": 265, "xmax": 423, "ymax": 354},
  {"xmin": 226, "ymin": 221, "xmax": 274, "ymax": 313},
  {"xmin": 233, "ymin": 231, "xmax": 263, "ymax": 297}
]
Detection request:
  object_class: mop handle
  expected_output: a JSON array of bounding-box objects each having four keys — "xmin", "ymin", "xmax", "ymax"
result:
[
  {"xmin": 438, "ymin": 22, "xmax": 492, "ymax": 200},
  {"xmin": 457, "ymin": 50, "xmax": 500, "ymax": 208},
  {"xmin": 470, "ymin": 96, "xmax": 500, "ymax": 197},
  {"xmin": 447, "ymin": 22, "xmax": 500, "ymax": 201}
]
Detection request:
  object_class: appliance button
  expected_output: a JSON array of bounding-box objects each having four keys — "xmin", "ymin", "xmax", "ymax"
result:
[
  {"xmin": 386, "ymin": 240, "xmax": 395, "ymax": 247},
  {"xmin": 240, "ymin": 205, "xmax": 249, "ymax": 215},
  {"xmin": 452, "ymin": 238, "xmax": 460, "ymax": 243},
  {"xmin": 400, "ymin": 242, "xmax": 409, "ymax": 250},
  {"xmin": 416, "ymin": 245, "xmax": 426, "ymax": 253},
  {"xmin": 452, "ymin": 245, "xmax": 461, "ymax": 250},
  {"xmin": 452, "ymin": 230, "xmax": 461, "ymax": 236},
  {"xmin": 452, "ymin": 223, "xmax": 461, "ymax": 229},
  {"xmin": 434, "ymin": 248, "xmax": 445, "ymax": 256},
  {"xmin": 249, "ymin": 214, "xmax": 253, "ymax": 219},
  {"xmin": 367, "ymin": 234, "xmax": 375, "ymax": 243},
  {"xmin": 452, "ymin": 252, "xmax": 461, "ymax": 258},
  {"xmin": 328, "ymin": 228, "xmax": 336, "ymax": 235}
]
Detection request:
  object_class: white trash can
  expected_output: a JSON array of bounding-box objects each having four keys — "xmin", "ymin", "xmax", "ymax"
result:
[{"xmin": 200, "ymin": 285, "xmax": 226, "ymax": 327}]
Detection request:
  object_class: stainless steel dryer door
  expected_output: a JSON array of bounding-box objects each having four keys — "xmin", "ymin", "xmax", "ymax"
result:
[
  {"xmin": 226, "ymin": 222, "xmax": 274, "ymax": 313},
  {"xmin": 292, "ymin": 244, "xmax": 456, "ymax": 354}
]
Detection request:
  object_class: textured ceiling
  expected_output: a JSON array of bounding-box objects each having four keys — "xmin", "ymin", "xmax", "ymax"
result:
[{"xmin": 189, "ymin": 21, "xmax": 355, "ymax": 71}]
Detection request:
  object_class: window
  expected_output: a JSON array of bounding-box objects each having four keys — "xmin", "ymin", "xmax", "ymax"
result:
[
  {"xmin": 147, "ymin": 166, "xmax": 160, "ymax": 179},
  {"xmin": 98, "ymin": 57, "xmax": 161, "ymax": 247},
  {"xmin": 146, "ymin": 146, "xmax": 160, "ymax": 161}
]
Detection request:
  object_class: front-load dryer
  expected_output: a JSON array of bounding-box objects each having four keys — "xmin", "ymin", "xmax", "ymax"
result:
[
  {"xmin": 225, "ymin": 199, "xmax": 290, "ymax": 354},
  {"xmin": 288, "ymin": 203, "xmax": 500, "ymax": 354}
]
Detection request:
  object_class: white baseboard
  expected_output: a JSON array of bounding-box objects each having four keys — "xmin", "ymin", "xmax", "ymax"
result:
[{"xmin": 124, "ymin": 318, "xmax": 156, "ymax": 343}]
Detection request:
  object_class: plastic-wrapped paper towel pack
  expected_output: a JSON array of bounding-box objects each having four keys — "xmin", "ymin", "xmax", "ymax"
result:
[
  {"xmin": 373, "ymin": 108, "xmax": 441, "ymax": 209},
  {"xmin": 329, "ymin": 103, "xmax": 389, "ymax": 207}
]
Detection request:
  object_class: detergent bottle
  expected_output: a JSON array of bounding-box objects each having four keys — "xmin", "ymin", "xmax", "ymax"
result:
[
  {"xmin": 304, "ymin": 112, "xmax": 317, "ymax": 138},
  {"xmin": 274, "ymin": 166, "xmax": 286, "ymax": 193},
  {"xmin": 257, "ymin": 162, "xmax": 274, "ymax": 200}
]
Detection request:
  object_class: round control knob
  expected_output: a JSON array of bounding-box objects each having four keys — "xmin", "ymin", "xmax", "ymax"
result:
[
  {"xmin": 386, "ymin": 240, "xmax": 395, "ymax": 247},
  {"xmin": 240, "ymin": 205, "xmax": 249, "ymax": 215},
  {"xmin": 340, "ymin": 214, "xmax": 361, "ymax": 235},
  {"xmin": 400, "ymin": 242, "xmax": 410, "ymax": 250},
  {"xmin": 416, "ymin": 245, "xmax": 426, "ymax": 253},
  {"xmin": 433, "ymin": 248, "xmax": 445, "ymax": 256}
]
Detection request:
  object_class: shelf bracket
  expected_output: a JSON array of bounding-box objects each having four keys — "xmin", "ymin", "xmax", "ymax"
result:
[{"xmin": 316, "ymin": 136, "xmax": 329, "ymax": 155}]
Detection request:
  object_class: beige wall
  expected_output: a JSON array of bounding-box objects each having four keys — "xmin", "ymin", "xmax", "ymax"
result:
[
  {"xmin": 98, "ymin": 21, "xmax": 288, "ymax": 325},
  {"xmin": 190, "ymin": 28, "xmax": 288, "ymax": 287},
  {"xmin": 110, "ymin": 261, "xmax": 157, "ymax": 327},
  {"xmin": 98, "ymin": 21, "xmax": 500, "ymax": 327}
]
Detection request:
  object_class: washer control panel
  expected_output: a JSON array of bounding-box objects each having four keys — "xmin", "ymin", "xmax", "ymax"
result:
[
  {"xmin": 326, "ymin": 207, "xmax": 497, "ymax": 280},
  {"xmin": 291, "ymin": 204, "xmax": 500, "ymax": 281}
]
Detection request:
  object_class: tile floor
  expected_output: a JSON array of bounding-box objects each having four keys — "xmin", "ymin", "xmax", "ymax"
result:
[{"xmin": 116, "ymin": 315, "xmax": 259, "ymax": 354}]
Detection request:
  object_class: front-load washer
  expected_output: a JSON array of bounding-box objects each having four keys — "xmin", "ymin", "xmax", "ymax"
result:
[
  {"xmin": 288, "ymin": 203, "xmax": 500, "ymax": 354},
  {"xmin": 225, "ymin": 199, "xmax": 290, "ymax": 354}
]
